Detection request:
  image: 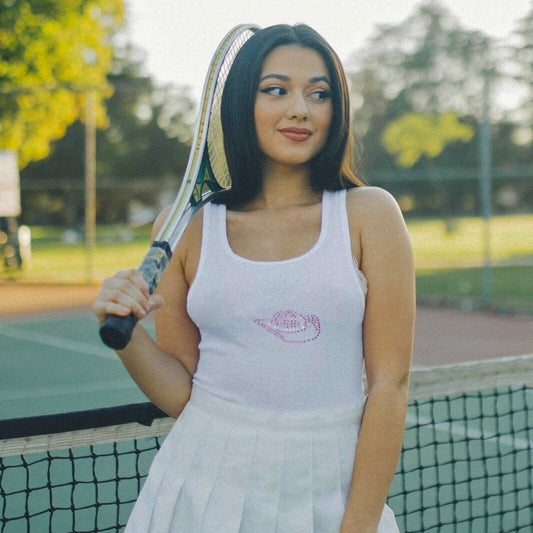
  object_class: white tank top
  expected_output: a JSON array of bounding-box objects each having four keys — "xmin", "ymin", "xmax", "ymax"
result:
[{"xmin": 187, "ymin": 190, "xmax": 367, "ymax": 410}]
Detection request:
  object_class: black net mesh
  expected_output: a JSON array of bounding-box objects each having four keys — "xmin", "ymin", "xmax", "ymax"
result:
[
  {"xmin": 1, "ymin": 437, "xmax": 162, "ymax": 532},
  {"xmin": 389, "ymin": 385, "xmax": 532, "ymax": 532}
]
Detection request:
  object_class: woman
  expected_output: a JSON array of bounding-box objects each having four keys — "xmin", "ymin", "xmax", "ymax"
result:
[{"xmin": 93, "ymin": 24, "xmax": 415, "ymax": 533}]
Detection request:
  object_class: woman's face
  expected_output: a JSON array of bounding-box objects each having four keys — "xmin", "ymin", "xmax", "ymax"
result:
[{"xmin": 254, "ymin": 45, "xmax": 333, "ymax": 171}]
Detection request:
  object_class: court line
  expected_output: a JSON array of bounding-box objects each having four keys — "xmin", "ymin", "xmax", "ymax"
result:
[
  {"xmin": 0, "ymin": 311, "xmax": 92, "ymax": 325},
  {"xmin": 406, "ymin": 411, "xmax": 532, "ymax": 450},
  {"xmin": 0, "ymin": 324, "xmax": 116, "ymax": 361},
  {"xmin": 0, "ymin": 378, "xmax": 137, "ymax": 401}
]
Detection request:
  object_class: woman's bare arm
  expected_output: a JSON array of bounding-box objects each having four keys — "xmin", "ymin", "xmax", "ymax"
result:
[
  {"xmin": 92, "ymin": 209, "xmax": 203, "ymax": 418},
  {"xmin": 341, "ymin": 187, "xmax": 415, "ymax": 533}
]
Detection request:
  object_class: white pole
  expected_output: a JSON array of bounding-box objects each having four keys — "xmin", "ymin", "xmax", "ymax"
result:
[
  {"xmin": 85, "ymin": 90, "xmax": 96, "ymax": 284},
  {"xmin": 479, "ymin": 48, "xmax": 492, "ymax": 308}
]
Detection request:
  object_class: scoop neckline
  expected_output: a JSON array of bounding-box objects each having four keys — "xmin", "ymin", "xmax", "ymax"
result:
[{"xmin": 220, "ymin": 191, "xmax": 330, "ymax": 265}]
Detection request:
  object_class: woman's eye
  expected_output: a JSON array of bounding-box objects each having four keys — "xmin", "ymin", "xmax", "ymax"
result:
[
  {"xmin": 308, "ymin": 89, "xmax": 330, "ymax": 101},
  {"xmin": 260, "ymin": 86, "xmax": 286, "ymax": 97}
]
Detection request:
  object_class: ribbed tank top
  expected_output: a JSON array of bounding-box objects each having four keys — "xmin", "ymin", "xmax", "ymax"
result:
[{"xmin": 187, "ymin": 190, "xmax": 367, "ymax": 410}]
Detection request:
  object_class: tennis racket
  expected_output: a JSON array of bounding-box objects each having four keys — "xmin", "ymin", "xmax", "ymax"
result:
[{"xmin": 99, "ymin": 24, "xmax": 259, "ymax": 350}]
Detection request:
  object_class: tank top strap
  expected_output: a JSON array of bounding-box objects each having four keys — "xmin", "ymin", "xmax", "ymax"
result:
[
  {"xmin": 322, "ymin": 190, "xmax": 368, "ymax": 295},
  {"xmin": 201, "ymin": 201, "xmax": 227, "ymax": 258},
  {"xmin": 322, "ymin": 189, "xmax": 351, "ymax": 258},
  {"xmin": 189, "ymin": 202, "xmax": 225, "ymax": 295}
]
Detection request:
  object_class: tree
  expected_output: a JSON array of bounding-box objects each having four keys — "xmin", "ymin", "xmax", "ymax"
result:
[
  {"xmin": 23, "ymin": 39, "xmax": 196, "ymax": 182},
  {"xmin": 0, "ymin": 0, "xmax": 124, "ymax": 167},
  {"xmin": 341, "ymin": 0, "xmax": 526, "ymax": 216},
  {"xmin": 346, "ymin": 1, "xmax": 493, "ymax": 117},
  {"xmin": 345, "ymin": 0, "xmax": 504, "ymax": 177},
  {"xmin": 20, "ymin": 40, "xmax": 197, "ymax": 225}
]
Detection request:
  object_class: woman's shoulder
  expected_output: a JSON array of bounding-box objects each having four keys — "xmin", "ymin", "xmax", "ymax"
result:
[
  {"xmin": 151, "ymin": 206, "xmax": 204, "ymax": 256},
  {"xmin": 345, "ymin": 186, "xmax": 403, "ymax": 227},
  {"xmin": 346, "ymin": 185, "xmax": 398, "ymax": 209},
  {"xmin": 151, "ymin": 206, "xmax": 173, "ymax": 241},
  {"xmin": 345, "ymin": 185, "xmax": 412, "ymax": 272}
]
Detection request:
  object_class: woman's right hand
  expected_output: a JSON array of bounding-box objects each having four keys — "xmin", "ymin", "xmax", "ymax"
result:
[{"xmin": 92, "ymin": 269, "xmax": 163, "ymax": 326}]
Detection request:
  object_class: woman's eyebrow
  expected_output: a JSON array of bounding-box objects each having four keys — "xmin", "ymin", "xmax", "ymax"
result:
[
  {"xmin": 259, "ymin": 73, "xmax": 290, "ymax": 82},
  {"xmin": 309, "ymin": 75, "xmax": 330, "ymax": 85},
  {"xmin": 259, "ymin": 74, "xmax": 331, "ymax": 84}
]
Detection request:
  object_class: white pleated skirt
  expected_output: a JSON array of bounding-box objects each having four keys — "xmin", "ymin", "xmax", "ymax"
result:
[{"xmin": 125, "ymin": 386, "xmax": 399, "ymax": 533}]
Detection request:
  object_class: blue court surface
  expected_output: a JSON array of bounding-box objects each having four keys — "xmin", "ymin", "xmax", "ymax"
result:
[{"xmin": 0, "ymin": 313, "xmax": 152, "ymax": 421}]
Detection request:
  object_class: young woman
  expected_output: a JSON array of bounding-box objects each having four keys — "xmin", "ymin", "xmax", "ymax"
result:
[{"xmin": 93, "ymin": 24, "xmax": 415, "ymax": 533}]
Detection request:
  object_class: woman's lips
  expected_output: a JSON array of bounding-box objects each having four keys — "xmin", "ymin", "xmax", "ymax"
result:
[{"xmin": 279, "ymin": 127, "xmax": 312, "ymax": 141}]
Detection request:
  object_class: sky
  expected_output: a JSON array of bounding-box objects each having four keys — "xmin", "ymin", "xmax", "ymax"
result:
[{"xmin": 124, "ymin": 0, "xmax": 532, "ymax": 102}]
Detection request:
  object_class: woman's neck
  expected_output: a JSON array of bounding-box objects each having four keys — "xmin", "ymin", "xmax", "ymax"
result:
[{"xmin": 245, "ymin": 163, "xmax": 321, "ymax": 210}]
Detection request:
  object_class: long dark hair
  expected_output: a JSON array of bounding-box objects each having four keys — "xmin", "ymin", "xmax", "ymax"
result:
[{"xmin": 214, "ymin": 24, "xmax": 364, "ymax": 208}]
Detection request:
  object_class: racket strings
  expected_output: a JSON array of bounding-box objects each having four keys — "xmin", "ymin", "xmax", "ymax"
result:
[{"xmin": 204, "ymin": 30, "xmax": 255, "ymax": 192}]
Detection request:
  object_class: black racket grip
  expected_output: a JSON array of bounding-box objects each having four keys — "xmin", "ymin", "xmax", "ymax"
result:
[
  {"xmin": 99, "ymin": 313, "xmax": 139, "ymax": 350},
  {"xmin": 99, "ymin": 241, "xmax": 172, "ymax": 350}
]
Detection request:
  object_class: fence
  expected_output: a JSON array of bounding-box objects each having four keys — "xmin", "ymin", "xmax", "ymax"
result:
[{"xmin": 1, "ymin": 169, "xmax": 532, "ymax": 314}]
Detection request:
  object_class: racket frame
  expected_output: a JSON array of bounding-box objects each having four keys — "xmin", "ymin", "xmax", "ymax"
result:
[{"xmin": 156, "ymin": 23, "xmax": 259, "ymax": 252}]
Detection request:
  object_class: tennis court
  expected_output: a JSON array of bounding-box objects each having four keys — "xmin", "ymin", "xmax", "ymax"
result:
[
  {"xmin": 0, "ymin": 313, "xmax": 151, "ymax": 420},
  {"xmin": 1, "ymin": 295, "xmax": 532, "ymax": 532}
]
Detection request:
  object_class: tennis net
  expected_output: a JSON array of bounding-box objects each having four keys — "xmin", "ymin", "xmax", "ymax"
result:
[{"xmin": 1, "ymin": 354, "xmax": 532, "ymax": 532}]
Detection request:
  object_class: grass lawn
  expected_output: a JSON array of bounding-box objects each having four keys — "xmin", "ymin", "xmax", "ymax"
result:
[
  {"xmin": 416, "ymin": 265, "xmax": 533, "ymax": 312},
  {"xmin": 406, "ymin": 214, "xmax": 533, "ymax": 311},
  {"xmin": 1, "ymin": 225, "xmax": 152, "ymax": 284},
  {"xmin": 407, "ymin": 214, "xmax": 533, "ymax": 269},
  {"xmin": 1, "ymin": 215, "xmax": 532, "ymax": 312}
]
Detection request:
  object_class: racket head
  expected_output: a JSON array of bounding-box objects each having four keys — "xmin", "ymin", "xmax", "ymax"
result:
[
  {"xmin": 202, "ymin": 27, "xmax": 258, "ymax": 186},
  {"xmin": 156, "ymin": 24, "xmax": 259, "ymax": 246}
]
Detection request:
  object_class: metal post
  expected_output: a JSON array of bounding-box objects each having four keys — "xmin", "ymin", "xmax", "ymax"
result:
[
  {"xmin": 479, "ymin": 50, "xmax": 492, "ymax": 308},
  {"xmin": 85, "ymin": 90, "xmax": 96, "ymax": 284}
]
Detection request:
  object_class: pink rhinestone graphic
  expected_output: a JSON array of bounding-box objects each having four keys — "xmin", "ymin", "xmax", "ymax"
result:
[{"xmin": 253, "ymin": 310, "xmax": 321, "ymax": 343}]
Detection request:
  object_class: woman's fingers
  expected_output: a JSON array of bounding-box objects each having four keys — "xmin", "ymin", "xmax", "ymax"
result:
[
  {"xmin": 104, "ymin": 272, "xmax": 149, "ymax": 315},
  {"xmin": 92, "ymin": 269, "xmax": 155, "ymax": 325},
  {"xmin": 110, "ymin": 269, "xmax": 149, "ymax": 298},
  {"xmin": 148, "ymin": 293, "xmax": 164, "ymax": 312}
]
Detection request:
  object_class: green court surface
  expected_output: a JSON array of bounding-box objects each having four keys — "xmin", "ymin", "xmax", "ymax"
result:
[{"xmin": 0, "ymin": 313, "xmax": 153, "ymax": 420}]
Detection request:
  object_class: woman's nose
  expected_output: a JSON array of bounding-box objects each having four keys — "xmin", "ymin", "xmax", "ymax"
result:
[{"xmin": 286, "ymin": 93, "xmax": 308, "ymax": 120}]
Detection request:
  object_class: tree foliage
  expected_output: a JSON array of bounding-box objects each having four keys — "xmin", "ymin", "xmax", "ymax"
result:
[
  {"xmin": 382, "ymin": 112, "xmax": 474, "ymax": 167},
  {"xmin": 0, "ymin": 0, "xmax": 124, "ymax": 167},
  {"xmin": 23, "ymin": 39, "xmax": 196, "ymax": 182},
  {"xmin": 99, "ymin": 43, "xmax": 196, "ymax": 180}
]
